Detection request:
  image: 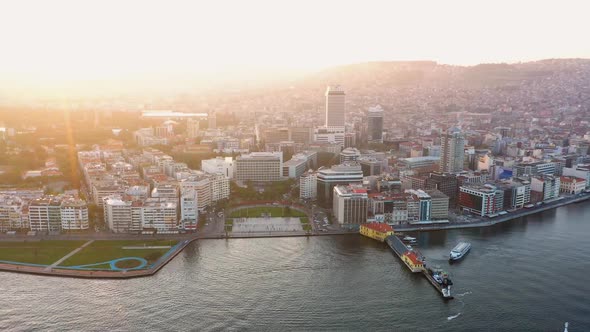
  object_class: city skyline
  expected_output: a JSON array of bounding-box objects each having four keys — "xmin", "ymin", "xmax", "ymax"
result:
[{"xmin": 1, "ymin": 0, "xmax": 590, "ymax": 98}]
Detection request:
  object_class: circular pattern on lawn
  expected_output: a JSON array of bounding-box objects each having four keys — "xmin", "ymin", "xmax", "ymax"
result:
[{"xmin": 109, "ymin": 257, "xmax": 148, "ymax": 271}]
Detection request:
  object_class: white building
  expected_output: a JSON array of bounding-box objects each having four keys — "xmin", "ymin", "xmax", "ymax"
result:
[
  {"xmin": 104, "ymin": 196, "xmax": 136, "ymax": 233},
  {"xmin": 180, "ymin": 175, "xmax": 211, "ymax": 213},
  {"xmin": 340, "ymin": 147, "xmax": 361, "ymax": 163},
  {"xmin": 235, "ymin": 152, "xmax": 283, "ymax": 182},
  {"xmin": 333, "ymin": 185, "xmax": 368, "ymax": 226},
  {"xmin": 151, "ymin": 182, "xmax": 179, "ymax": 201},
  {"xmin": 179, "ymin": 187, "xmax": 198, "ymax": 231},
  {"xmin": 60, "ymin": 199, "xmax": 89, "ymax": 230},
  {"xmin": 282, "ymin": 151, "xmax": 317, "ymax": 179},
  {"xmin": 300, "ymin": 171, "xmax": 317, "ymax": 199},
  {"xmin": 531, "ymin": 175, "xmax": 561, "ymax": 202},
  {"xmin": 314, "ymin": 126, "xmax": 345, "ymax": 147},
  {"xmin": 210, "ymin": 173, "xmax": 230, "ymax": 202},
  {"xmin": 0, "ymin": 195, "xmax": 28, "ymax": 231},
  {"xmin": 201, "ymin": 157, "xmax": 235, "ymax": 179},
  {"xmin": 459, "ymin": 184, "xmax": 497, "ymax": 217},
  {"xmin": 139, "ymin": 199, "xmax": 178, "ymax": 234},
  {"xmin": 28, "ymin": 198, "xmax": 62, "ymax": 232}
]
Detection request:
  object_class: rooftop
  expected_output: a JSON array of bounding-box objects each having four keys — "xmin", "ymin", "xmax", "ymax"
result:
[{"xmin": 363, "ymin": 222, "xmax": 393, "ymax": 233}]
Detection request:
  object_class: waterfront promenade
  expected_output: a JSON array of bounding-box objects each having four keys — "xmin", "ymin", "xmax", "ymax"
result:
[
  {"xmin": 396, "ymin": 193, "xmax": 590, "ymax": 232},
  {"xmin": 0, "ymin": 193, "xmax": 588, "ymax": 279}
]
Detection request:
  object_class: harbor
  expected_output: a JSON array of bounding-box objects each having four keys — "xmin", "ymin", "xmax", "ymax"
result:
[
  {"xmin": 2, "ymin": 201, "xmax": 590, "ymax": 331},
  {"xmin": 385, "ymin": 234, "xmax": 454, "ymax": 300},
  {"xmin": 360, "ymin": 223, "xmax": 454, "ymax": 300}
]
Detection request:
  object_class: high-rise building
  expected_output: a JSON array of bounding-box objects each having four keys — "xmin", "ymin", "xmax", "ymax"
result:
[
  {"xmin": 367, "ymin": 105, "xmax": 384, "ymax": 143},
  {"xmin": 440, "ymin": 127, "xmax": 465, "ymax": 173},
  {"xmin": 325, "ymin": 85, "xmax": 345, "ymax": 127}
]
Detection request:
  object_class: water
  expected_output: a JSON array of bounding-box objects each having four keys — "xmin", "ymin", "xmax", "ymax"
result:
[{"xmin": 2, "ymin": 202, "xmax": 590, "ymax": 331}]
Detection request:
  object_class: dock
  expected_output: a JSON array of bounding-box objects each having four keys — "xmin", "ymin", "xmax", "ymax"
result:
[{"xmin": 384, "ymin": 235, "xmax": 453, "ymax": 300}]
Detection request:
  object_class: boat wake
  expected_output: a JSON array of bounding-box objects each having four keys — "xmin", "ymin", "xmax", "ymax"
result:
[
  {"xmin": 447, "ymin": 313, "xmax": 461, "ymax": 321},
  {"xmin": 447, "ymin": 291, "xmax": 469, "ymax": 321}
]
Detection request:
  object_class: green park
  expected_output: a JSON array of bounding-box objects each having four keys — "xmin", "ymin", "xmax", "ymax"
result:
[{"xmin": 0, "ymin": 239, "xmax": 178, "ymax": 271}]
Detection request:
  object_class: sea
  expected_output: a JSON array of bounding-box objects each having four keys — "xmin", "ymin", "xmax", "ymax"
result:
[{"xmin": 1, "ymin": 202, "xmax": 589, "ymax": 331}]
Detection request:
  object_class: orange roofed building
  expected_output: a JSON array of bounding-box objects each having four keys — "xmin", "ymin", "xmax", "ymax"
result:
[{"xmin": 359, "ymin": 222, "xmax": 394, "ymax": 242}]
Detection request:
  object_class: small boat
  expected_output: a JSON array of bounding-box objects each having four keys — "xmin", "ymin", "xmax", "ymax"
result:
[{"xmin": 449, "ymin": 242, "xmax": 471, "ymax": 261}]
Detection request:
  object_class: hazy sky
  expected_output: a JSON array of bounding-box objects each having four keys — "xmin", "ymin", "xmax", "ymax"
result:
[{"xmin": 1, "ymin": 0, "xmax": 589, "ymax": 87}]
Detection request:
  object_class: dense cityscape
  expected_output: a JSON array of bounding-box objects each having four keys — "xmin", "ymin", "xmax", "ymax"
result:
[{"xmin": 1, "ymin": 60, "xmax": 590, "ymax": 238}]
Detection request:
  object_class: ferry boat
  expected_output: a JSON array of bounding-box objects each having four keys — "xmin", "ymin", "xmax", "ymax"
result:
[
  {"xmin": 426, "ymin": 267, "xmax": 453, "ymax": 298},
  {"xmin": 449, "ymin": 242, "xmax": 471, "ymax": 261},
  {"xmin": 402, "ymin": 236, "xmax": 417, "ymax": 244}
]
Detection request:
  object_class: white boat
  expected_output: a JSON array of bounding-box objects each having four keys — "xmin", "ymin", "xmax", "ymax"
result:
[
  {"xmin": 402, "ymin": 236, "xmax": 416, "ymax": 241},
  {"xmin": 449, "ymin": 242, "xmax": 471, "ymax": 261}
]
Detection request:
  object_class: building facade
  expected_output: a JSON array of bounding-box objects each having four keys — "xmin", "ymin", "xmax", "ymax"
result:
[
  {"xmin": 440, "ymin": 127, "xmax": 465, "ymax": 173},
  {"xmin": 325, "ymin": 85, "xmax": 345, "ymax": 127},
  {"xmin": 367, "ymin": 105, "xmax": 384, "ymax": 143},
  {"xmin": 317, "ymin": 163, "xmax": 363, "ymax": 207},
  {"xmin": 333, "ymin": 185, "xmax": 368, "ymax": 226},
  {"xmin": 235, "ymin": 152, "xmax": 283, "ymax": 182}
]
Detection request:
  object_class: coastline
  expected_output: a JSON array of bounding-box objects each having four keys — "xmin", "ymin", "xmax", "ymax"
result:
[
  {"xmin": 0, "ymin": 193, "xmax": 588, "ymax": 279},
  {"xmin": 395, "ymin": 193, "xmax": 590, "ymax": 232}
]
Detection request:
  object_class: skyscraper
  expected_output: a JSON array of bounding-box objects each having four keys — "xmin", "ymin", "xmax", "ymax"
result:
[
  {"xmin": 325, "ymin": 85, "xmax": 345, "ymax": 127},
  {"xmin": 439, "ymin": 127, "xmax": 465, "ymax": 173},
  {"xmin": 367, "ymin": 105, "xmax": 384, "ymax": 143}
]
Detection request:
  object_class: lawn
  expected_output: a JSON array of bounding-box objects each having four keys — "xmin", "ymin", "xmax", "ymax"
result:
[
  {"xmin": 60, "ymin": 239, "xmax": 178, "ymax": 268},
  {"xmin": 0, "ymin": 240, "xmax": 87, "ymax": 265},
  {"xmin": 229, "ymin": 206, "xmax": 306, "ymax": 218},
  {"xmin": 300, "ymin": 217, "xmax": 311, "ymax": 232}
]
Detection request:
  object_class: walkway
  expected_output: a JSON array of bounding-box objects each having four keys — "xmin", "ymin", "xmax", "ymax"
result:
[{"xmin": 44, "ymin": 240, "xmax": 94, "ymax": 271}]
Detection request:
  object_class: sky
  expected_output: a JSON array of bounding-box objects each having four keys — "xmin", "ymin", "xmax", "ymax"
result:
[{"xmin": 0, "ymin": 0, "xmax": 589, "ymax": 95}]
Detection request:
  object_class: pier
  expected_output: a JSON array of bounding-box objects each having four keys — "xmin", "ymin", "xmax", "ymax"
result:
[{"xmin": 385, "ymin": 235, "xmax": 453, "ymax": 300}]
